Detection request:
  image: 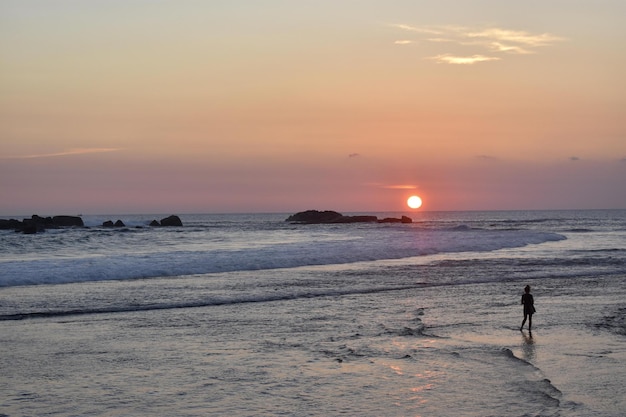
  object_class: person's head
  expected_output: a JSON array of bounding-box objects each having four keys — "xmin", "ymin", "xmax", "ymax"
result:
[{"xmin": 524, "ymin": 285, "xmax": 531, "ymax": 293}]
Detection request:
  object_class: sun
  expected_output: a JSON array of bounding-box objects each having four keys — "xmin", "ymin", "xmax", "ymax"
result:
[{"xmin": 407, "ymin": 195, "xmax": 423, "ymax": 209}]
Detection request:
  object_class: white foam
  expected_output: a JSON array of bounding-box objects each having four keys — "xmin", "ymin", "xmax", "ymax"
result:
[{"xmin": 0, "ymin": 225, "xmax": 566, "ymax": 287}]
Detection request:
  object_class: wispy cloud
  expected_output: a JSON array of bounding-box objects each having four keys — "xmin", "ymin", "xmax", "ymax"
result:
[
  {"xmin": 431, "ymin": 54, "xmax": 500, "ymax": 65},
  {"xmin": 391, "ymin": 23, "xmax": 565, "ymax": 64},
  {"xmin": 394, "ymin": 40, "xmax": 413, "ymax": 45},
  {"xmin": 391, "ymin": 24, "xmax": 443, "ymax": 36},
  {"xmin": 382, "ymin": 184, "xmax": 417, "ymax": 190},
  {"xmin": 467, "ymin": 28, "xmax": 565, "ymax": 47},
  {"xmin": 2, "ymin": 148, "xmax": 123, "ymax": 159}
]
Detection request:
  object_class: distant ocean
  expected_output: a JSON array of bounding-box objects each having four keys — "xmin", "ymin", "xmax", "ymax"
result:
[{"xmin": 1, "ymin": 210, "xmax": 625, "ymax": 416}]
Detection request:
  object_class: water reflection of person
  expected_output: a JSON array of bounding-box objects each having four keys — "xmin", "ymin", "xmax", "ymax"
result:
[
  {"xmin": 520, "ymin": 285, "xmax": 535, "ymax": 331},
  {"xmin": 521, "ymin": 331, "xmax": 535, "ymax": 361}
]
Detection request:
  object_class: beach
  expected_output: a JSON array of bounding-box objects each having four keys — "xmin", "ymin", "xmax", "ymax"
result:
[{"xmin": 1, "ymin": 210, "xmax": 625, "ymax": 416}]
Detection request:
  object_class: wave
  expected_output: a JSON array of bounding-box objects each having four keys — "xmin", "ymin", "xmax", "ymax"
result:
[
  {"xmin": 0, "ymin": 283, "xmax": 429, "ymax": 321},
  {"xmin": 0, "ymin": 228, "xmax": 566, "ymax": 287}
]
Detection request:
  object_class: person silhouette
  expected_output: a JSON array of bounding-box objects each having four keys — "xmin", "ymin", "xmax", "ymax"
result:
[{"xmin": 520, "ymin": 285, "xmax": 535, "ymax": 331}]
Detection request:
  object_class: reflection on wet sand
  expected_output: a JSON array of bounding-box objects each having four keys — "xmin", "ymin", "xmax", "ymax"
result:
[{"xmin": 521, "ymin": 331, "xmax": 535, "ymax": 361}]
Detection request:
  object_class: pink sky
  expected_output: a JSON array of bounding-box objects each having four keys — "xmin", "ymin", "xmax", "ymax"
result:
[{"xmin": 1, "ymin": 1, "xmax": 625, "ymax": 215}]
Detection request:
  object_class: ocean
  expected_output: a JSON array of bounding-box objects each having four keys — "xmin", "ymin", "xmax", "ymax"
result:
[{"xmin": 1, "ymin": 210, "xmax": 625, "ymax": 416}]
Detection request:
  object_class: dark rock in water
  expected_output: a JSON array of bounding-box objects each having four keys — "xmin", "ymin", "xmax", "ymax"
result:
[
  {"xmin": 20, "ymin": 215, "xmax": 51, "ymax": 233},
  {"xmin": 286, "ymin": 210, "xmax": 344, "ymax": 223},
  {"xmin": 378, "ymin": 215, "xmax": 413, "ymax": 224},
  {"xmin": 52, "ymin": 215, "xmax": 84, "ymax": 227},
  {"xmin": 149, "ymin": 220, "xmax": 161, "ymax": 227},
  {"xmin": 0, "ymin": 219, "xmax": 22, "ymax": 230},
  {"xmin": 103, "ymin": 220, "xmax": 125, "ymax": 227},
  {"xmin": 286, "ymin": 210, "xmax": 412, "ymax": 224},
  {"xmin": 159, "ymin": 215, "xmax": 183, "ymax": 227},
  {"xmin": 24, "ymin": 215, "xmax": 53, "ymax": 229},
  {"xmin": 379, "ymin": 217, "xmax": 401, "ymax": 223},
  {"xmin": 340, "ymin": 215, "xmax": 378, "ymax": 223},
  {"xmin": 21, "ymin": 223, "xmax": 40, "ymax": 234},
  {"xmin": 0, "ymin": 214, "xmax": 84, "ymax": 233}
]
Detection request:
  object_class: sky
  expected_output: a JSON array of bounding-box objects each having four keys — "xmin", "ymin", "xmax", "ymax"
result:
[{"xmin": 1, "ymin": 0, "xmax": 625, "ymax": 215}]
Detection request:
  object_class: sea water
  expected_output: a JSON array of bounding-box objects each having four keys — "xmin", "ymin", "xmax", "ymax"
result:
[{"xmin": 1, "ymin": 210, "xmax": 625, "ymax": 416}]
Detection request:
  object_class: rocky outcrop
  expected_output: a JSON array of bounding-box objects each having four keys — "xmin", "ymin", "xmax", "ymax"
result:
[
  {"xmin": 286, "ymin": 210, "xmax": 412, "ymax": 224},
  {"xmin": 1, "ymin": 213, "xmax": 184, "ymax": 233},
  {"xmin": 285, "ymin": 210, "xmax": 345, "ymax": 223},
  {"xmin": 379, "ymin": 216, "xmax": 413, "ymax": 224},
  {"xmin": 160, "ymin": 215, "xmax": 183, "ymax": 226},
  {"xmin": 52, "ymin": 215, "xmax": 84, "ymax": 227},
  {"xmin": 149, "ymin": 215, "xmax": 183, "ymax": 227},
  {"xmin": 0, "ymin": 218, "xmax": 23, "ymax": 230},
  {"xmin": 0, "ymin": 215, "xmax": 84, "ymax": 233},
  {"xmin": 103, "ymin": 220, "xmax": 126, "ymax": 228}
]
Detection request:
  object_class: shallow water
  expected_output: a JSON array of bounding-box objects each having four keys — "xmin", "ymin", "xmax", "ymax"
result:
[{"xmin": 2, "ymin": 271, "xmax": 625, "ymax": 416}]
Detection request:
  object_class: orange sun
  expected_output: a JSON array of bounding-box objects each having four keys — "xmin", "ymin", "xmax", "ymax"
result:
[{"xmin": 407, "ymin": 195, "xmax": 423, "ymax": 209}]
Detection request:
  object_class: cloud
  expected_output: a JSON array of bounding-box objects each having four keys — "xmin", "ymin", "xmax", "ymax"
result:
[
  {"xmin": 391, "ymin": 23, "xmax": 565, "ymax": 64},
  {"xmin": 394, "ymin": 40, "xmax": 413, "ymax": 45},
  {"xmin": 381, "ymin": 184, "xmax": 417, "ymax": 190},
  {"xmin": 430, "ymin": 54, "xmax": 500, "ymax": 65},
  {"xmin": 489, "ymin": 42, "xmax": 533, "ymax": 54},
  {"xmin": 348, "ymin": 153, "xmax": 360, "ymax": 158},
  {"xmin": 570, "ymin": 156, "xmax": 580, "ymax": 161},
  {"xmin": 390, "ymin": 24, "xmax": 443, "ymax": 35},
  {"xmin": 467, "ymin": 28, "xmax": 565, "ymax": 47},
  {"xmin": 2, "ymin": 148, "xmax": 123, "ymax": 159}
]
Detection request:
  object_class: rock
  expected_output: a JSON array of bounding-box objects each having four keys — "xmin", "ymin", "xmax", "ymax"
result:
[
  {"xmin": 149, "ymin": 220, "xmax": 161, "ymax": 227},
  {"xmin": 339, "ymin": 215, "xmax": 378, "ymax": 223},
  {"xmin": 52, "ymin": 215, "xmax": 84, "ymax": 227},
  {"xmin": 20, "ymin": 215, "xmax": 53, "ymax": 233},
  {"xmin": 0, "ymin": 214, "xmax": 83, "ymax": 234},
  {"xmin": 379, "ymin": 217, "xmax": 402, "ymax": 223},
  {"xmin": 159, "ymin": 215, "xmax": 182, "ymax": 227},
  {"xmin": 21, "ymin": 224, "xmax": 40, "ymax": 234},
  {"xmin": 102, "ymin": 220, "xmax": 125, "ymax": 227},
  {"xmin": 286, "ymin": 210, "xmax": 344, "ymax": 223},
  {"xmin": 25, "ymin": 215, "xmax": 53, "ymax": 228},
  {"xmin": 286, "ymin": 210, "xmax": 412, "ymax": 224},
  {"xmin": 378, "ymin": 216, "xmax": 413, "ymax": 224},
  {"xmin": 0, "ymin": 214, "xmax": 84, "ymax": 233},
  {"xmin": 0, "ymin": 219, "xmax": 22, "ymax": 230}
]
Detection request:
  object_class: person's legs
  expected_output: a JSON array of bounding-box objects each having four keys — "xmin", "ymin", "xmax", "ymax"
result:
[
  {"xmin": 520, "ymin": 314, "xmax": 527, "ymax": 330},
  {"xmin": 528, "ymin": 314, "xmax": 532, "ymax": 331}
]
